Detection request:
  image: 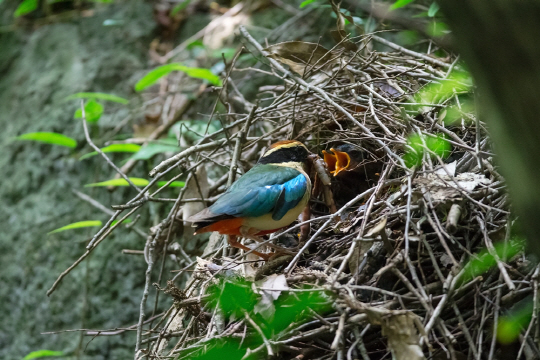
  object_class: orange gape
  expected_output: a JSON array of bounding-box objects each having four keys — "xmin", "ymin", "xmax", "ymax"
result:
[{"xmin": 194, "ymin": 217, "xmax": 282, "ymax": 236}]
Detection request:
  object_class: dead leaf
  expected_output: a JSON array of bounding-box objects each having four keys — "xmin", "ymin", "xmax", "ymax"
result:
[
  {"xmin": 381, "ymin": 313, "xmax": 425, "ymax": 360},
  {"xmin": 365, "ymin": 217, "xmax": 388, "ymax": 238},
  {"xmin": 374, "ymin": 81, "xmax": 402, "ymax": 98},
  {"xmin": 434, "ymin": 160, "xmax": 457, "ymax": 177},
  {"xmin": 329, "ymin": 0, "xmax": 359, "ymax": 51},
  {"xmin": 346, "ymin": 297, "xmax": 426, "ymax": 360},
  {"xmin": 264, "ymin": 41, "xmax": 337, "ymax": 77},
  {"xmin": 330, "ymin": 30, "xmax": 359, "ymax": 52},
  {"xmin": 254, "ymin": 274, "xmax": 288, "ymax": 320},
  {"xmin": 414, "ymin": 170, "xmax": 491, "ymax": 203},
  {"xmin": 440, "ymin": 254, "xmax": 453, "ymax": 268}
]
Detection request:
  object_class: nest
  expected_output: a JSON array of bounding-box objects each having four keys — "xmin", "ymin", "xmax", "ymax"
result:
[{"xmin": 51, "ymin": 24, "xmax": 534, "ymax": 360}]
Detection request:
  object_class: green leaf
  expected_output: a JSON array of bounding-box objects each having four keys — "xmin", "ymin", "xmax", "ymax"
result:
[
  {"xmin": 157, "ymin": 181, "xmax": 185, "ymax": 188},
  {"xmin": 74, "ymin": 100, "xmax": 104, "ymax": 123},
  {"xmin": 299, "ymin": 0, "xmax": 317, "ymax": 8},
  {"xmin": 85, "ymin": 177, "xmax": 184, "ymax": 188},
  {"xmin": 129, "ymin": 143, "xmax": 180, "ymax": 160},
  {"xmin": 390, "ymin": 0, "xmax": 415, "ymax": 10},
  {"xmin": 48, "ymin": 221, "xmax": 102, "ymax": 235},
  {"xmin": 171, "ymin": 0, "xmax": 191, "ymax": 15},
  {"xmin": 211, "ymin": 48, "xmax": 237, "ymax": 61},
  {"xmin": 180, "ymin": 66, "xmax": 222, "ymax": 86},
  {"xmin": 188, "ymin": 339, "xmax": 246, "ymax": 360},
  {"xmin": 85, "ymin": 177, "xmax": 149, "ymax": 188},
  {"xmin": 427, "ymin": 21, "xmax": 449, "ymax": 37},
  {"xmin": 414, "ymin": 71, "xmax": 473, "ymax": 106},
  {"xmin": 16, "ymin": 132, "xmax": 77, "ymax": 148},
  {"xmin": 66, "ymin": 92, "xmax": 128, "ymax": 104},
  {"xmin": 497, "ymin": 302, "xmax": 533, "ymax": 344},
  {"xmin": 206, "ymin": 279, "xmax": 259, "ymax": 319},
  {"xmin": 111, "ymin": 218, "xmax": 132, "ymax": 226},
  {"xmin": 22, "ymin": 350, "xmax": 64, "ymax": 360},
  {"xmin": 14, "ymin": 0, "xmax": 38, "ymax": 17},
  {"xmin": 187, "ymin": 39, "xmax": 205, "ymax": 49},
  {"xmin": 79, "ymin": 144, "xmax": 142, "ymax": 160},
  {"xmin": 461, "ymin": 240, "xmax": 522, "ymax": 284},
  {"xmin": 403, "ymin": 134, "xmax": 451, "ymax": 167},
  {"xmin": 135, "ymin": 63, "xmax": 222, "ymax": 91},
  {"xmin": 428, "ymin": 2, "xmax": 440, "ymax": 17}
]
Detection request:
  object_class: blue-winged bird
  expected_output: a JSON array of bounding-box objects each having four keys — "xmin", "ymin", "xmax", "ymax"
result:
[{"xmin": 187, "ymin": 140, "xmax": 311, "ymax": 260}]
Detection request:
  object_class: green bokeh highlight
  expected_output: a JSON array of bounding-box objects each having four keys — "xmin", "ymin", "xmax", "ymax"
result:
[{"xmin": 403, "ymin": 133, "xmax": 451, "ymax": 167}]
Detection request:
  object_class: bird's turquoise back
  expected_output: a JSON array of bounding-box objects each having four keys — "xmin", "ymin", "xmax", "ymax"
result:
[{"xmin": 209, "ymin": 164, "xmax": 308, "ymax": 221}]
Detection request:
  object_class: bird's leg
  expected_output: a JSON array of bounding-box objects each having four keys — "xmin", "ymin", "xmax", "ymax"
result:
[
  {"xmin": 239, "ymin": 227, "xmax": 295, "ymax": 255},
  {"xmin": 227, "ymin": 235, "xmax": 270, "ymax": 261}
]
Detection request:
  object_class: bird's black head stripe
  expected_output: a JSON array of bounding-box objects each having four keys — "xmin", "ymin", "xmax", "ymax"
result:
[{"xmin": 258, "ymin": 145, "xmax": 309, "ymax": 164}]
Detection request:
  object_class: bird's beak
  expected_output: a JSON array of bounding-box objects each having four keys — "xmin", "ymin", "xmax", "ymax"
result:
[{"xmin": 322, "ymin": 148, "xmax": 351, "ymax": 176}]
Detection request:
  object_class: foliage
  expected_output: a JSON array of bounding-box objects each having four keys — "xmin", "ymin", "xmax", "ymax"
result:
[
  {"xmin": 171, "ymin": 0, "xmax": 191, "ymax": 16},
  {"xmin": 206, "ymin": 279, "xmax": 259, "ymax": 319},
  {"xmin": 16, "ymin": 132, "xmax": 77, "ymax": 148},
  {"xmin": 460, "ymin": 240, "xmax": 523, "ymax": 284},
  {"xmin": 193, "ymin": 278, "xmax": 334, "ymax": 359},
  {"xmin": 14, "ymin": 0, "xmax": 37, "ymax": 17},
  {"xmin": 129, "ymin": 142, "xmax": 181, "ymax": 161},
  {"xmin": 428, "ymin": 2, "xmax": 440, "ymax": 17},
  {"xmin": 84, "ymin": 177, "xmax": 185, "ymax": 188},
  {"xmin": 414, "ymin": 71, "xmax": 473, "ymax": 106},
  {"xmin": 48, "ymin": 221, "xmax": 103, "ymax": 235},
  {"xmin": 391, "ymin": 0, "xmax": 416, "ymax": 10},
  {"xmin": 135, "ymin": 63, "xmax": 222, "ymax": 91},
  {"xmin": 66, "ymin": 92, "xmax": 129, "ymax": 105},
  {"xmin": 22, "ymin": 350, "xmax": 64, "ymax": 360},
  {"xmin": 74, "ymin": 100, "xmax": 104, "ymax": 123},
  {"xmin": 497, "ymin": 301, "xmax": 534, "ymax": 344},
  {"xmin": 299, "ymin": 0, "xmax": 318, "ymax": 8},
  {"xmin": 403, "ymin": 133, "xmax": 451, "ymax": 167},
  {"xmin": 79, "ymin": 144, "xmax": 142, "ymax": 160}
]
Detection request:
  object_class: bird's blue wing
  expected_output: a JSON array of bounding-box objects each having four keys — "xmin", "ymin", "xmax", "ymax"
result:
[
  {"xmin": 209, "ymin": 164, "xmax": 308, "ymax": 220},
  {"xmin": 272, "ymin": 174, "xmax": 308, "ymax": 220}
]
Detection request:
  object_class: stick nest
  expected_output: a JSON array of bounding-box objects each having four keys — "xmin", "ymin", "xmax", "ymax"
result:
[{"xmin": 102, "ymin": 29, "xmax": 534, "ymax": 359}]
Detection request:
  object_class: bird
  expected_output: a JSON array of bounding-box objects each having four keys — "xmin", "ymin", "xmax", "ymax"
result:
[
  {"xmin": 322, "ymin": 144, "xmax": 364, "ymax": 176},
  {"xmin": 322, "ymin": 144, "xmax": 382, "ymax": 206},
  {"xmin": 187, "ymin": 140, "xmax": 312, "ymax": 260}
]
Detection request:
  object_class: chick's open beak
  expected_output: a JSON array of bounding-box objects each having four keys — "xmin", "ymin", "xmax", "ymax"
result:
[{"xmin": 322, "ymin": 148, "xmax": 351, "ymax": 176}]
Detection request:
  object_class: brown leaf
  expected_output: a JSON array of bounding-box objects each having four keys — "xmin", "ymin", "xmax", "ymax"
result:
[
  {"xmin": 329, "ymin": 0, "xmax": 359, "ymax": 51},
  {"xmin": 346, "ymin": 297, "xmax": 426, "ymax": 360},
  {"xmin": 264, "ymin": 41, "xmax": 336, "ymax": 76},
  {"xmin": 330, "ymin": 29, "xmax": 359, "ymax": 52}
]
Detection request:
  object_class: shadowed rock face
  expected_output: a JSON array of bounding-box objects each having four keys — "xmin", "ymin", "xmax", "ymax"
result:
[{"xmin": 0, "ymin": 2, "xmax": 155, "ymax": 357}]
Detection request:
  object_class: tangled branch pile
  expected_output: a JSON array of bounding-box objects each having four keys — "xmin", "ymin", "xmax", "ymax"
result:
[
  {"xmin": 51, "ymin": 19, "xmax": 535, "ymax": 359},
  {"xmin": 127, "ymin": 26, "xmax": 536, "ymax": 359}
]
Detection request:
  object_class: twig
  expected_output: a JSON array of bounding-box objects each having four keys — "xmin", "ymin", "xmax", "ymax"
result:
[
  {"xmin": 227, "ymin": 104, "xmax": 258, "ymax": 186},
  {"xmin": 244, "ymin": 310, "xmax": 273, "ymax": 356},
  {"xmin": 150, "ymin": 139, "xmax": 228, "ymax": 177},
  {"xmin": 80, "ymin": 100, "xmax": 142, "ymax": 193},
  {"xmin": 238, "ymin": 25, "xmax": 408, "ymax": 170}
]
